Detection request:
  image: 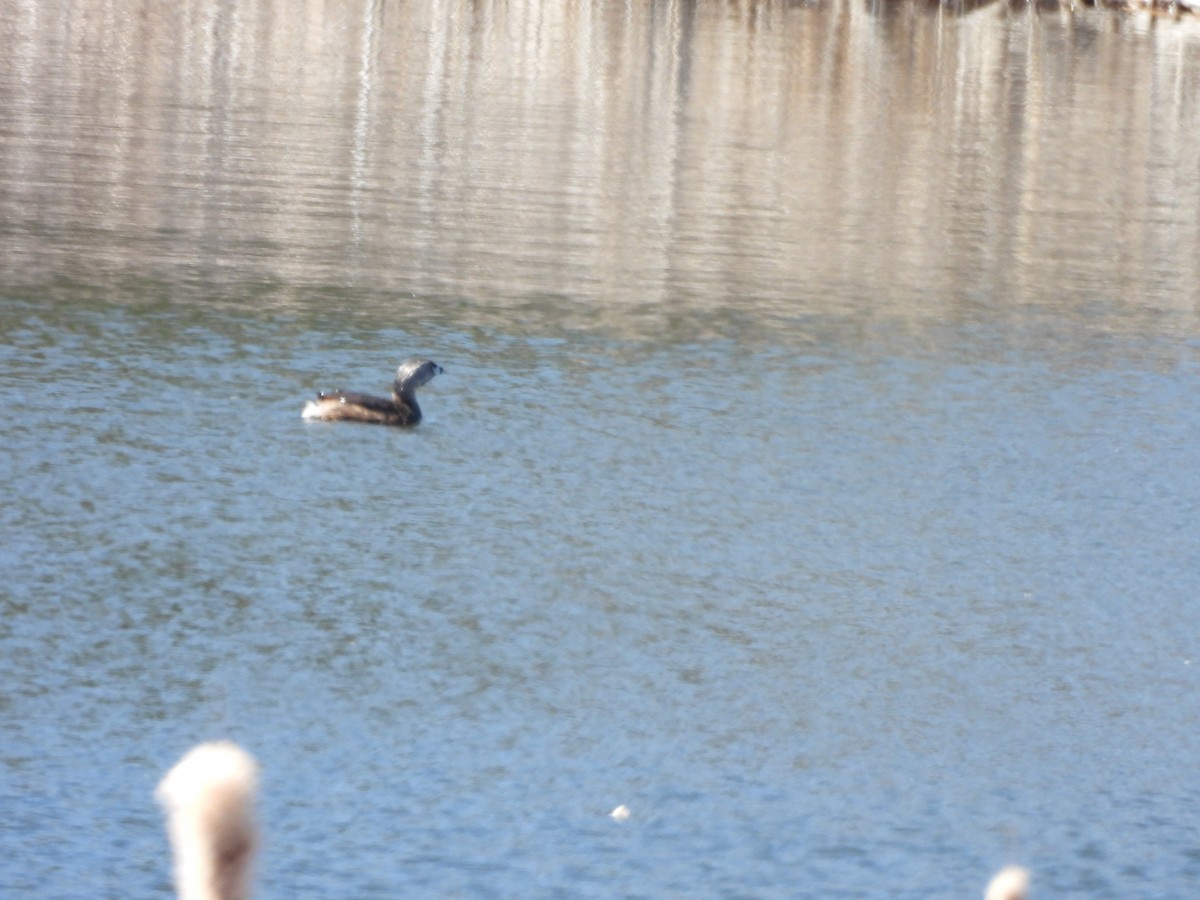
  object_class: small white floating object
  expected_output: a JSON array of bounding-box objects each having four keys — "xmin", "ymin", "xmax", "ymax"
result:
[
  {"xmin": 610, "ymin": 804, "xmax": 631, "ymax": 822},
  {"xmin": 985, "ymin": 865, "xmax": 1031, "ymax": 900}
]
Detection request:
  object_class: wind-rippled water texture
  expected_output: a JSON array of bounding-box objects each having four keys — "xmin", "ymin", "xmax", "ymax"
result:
[{"xmin": 2, "ymin": 0, "xmax": 1200, "ymax": 897}]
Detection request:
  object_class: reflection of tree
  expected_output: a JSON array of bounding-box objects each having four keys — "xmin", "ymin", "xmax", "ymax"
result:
[
  {"xmin": 867, "ymin": 0, "xmax": 1198, "ymax": 16},
  {"xmin": 2, "ymin": 0, "xmax": 1198, "ymax": 332}
]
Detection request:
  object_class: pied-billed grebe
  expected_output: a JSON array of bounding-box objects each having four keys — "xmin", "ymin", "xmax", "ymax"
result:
[{"xmin": 302, "ymin": 358, "xmax": 443, "ymax": 426}]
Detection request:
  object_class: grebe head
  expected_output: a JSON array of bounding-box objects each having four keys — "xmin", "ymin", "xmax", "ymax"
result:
[{"xmin": 393, "ymin": 358, "xmax": 443, "ymax": 393}]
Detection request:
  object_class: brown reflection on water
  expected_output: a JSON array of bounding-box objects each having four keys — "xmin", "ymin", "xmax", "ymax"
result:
[{"xmin": 1, "ymin": 0, "xmax": 1198, "ymax": 333}]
